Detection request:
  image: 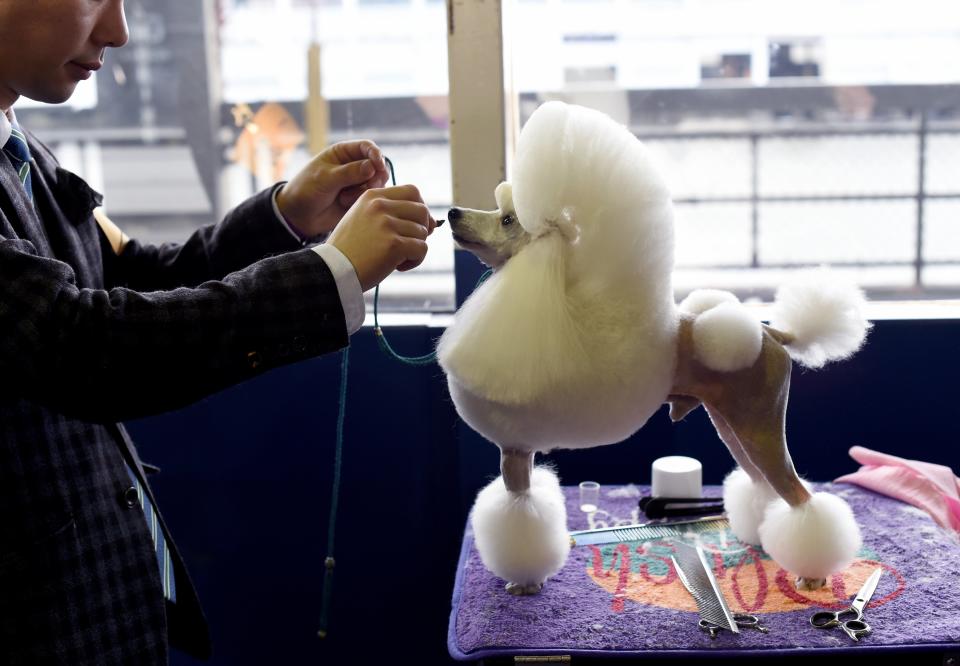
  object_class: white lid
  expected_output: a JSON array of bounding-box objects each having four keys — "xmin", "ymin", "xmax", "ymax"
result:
[{"xmin": 651, "ymin": 455, "xmax": 702, "ymax": 498}]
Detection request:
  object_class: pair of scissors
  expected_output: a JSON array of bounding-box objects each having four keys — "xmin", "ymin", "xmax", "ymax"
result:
[
  {"xmin": 699, "ymin": 613, "xmax": 770, "ymax": 639},
  {"xmin": 809, "ymin": 567, "xmax": 883, "ymax": 642}
]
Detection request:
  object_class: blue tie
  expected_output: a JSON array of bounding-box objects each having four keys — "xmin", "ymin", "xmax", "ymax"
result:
[
  {"xmin": 4, "ymin": 121, "xmax": 34, "ymax": 203},
  {"xmin": 125, "ymin": 465, "xmax": 177, "ymax": 602}
]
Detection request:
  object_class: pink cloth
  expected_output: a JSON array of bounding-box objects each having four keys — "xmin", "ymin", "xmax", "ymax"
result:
[{"xmin": 835, "ymin": 445, "xmax": 960, "ymax": 533}]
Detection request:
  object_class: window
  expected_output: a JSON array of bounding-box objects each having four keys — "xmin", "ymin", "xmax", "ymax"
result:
[
  {"xmin": 15, "ymin": 0, "xmax": 959, "ymax": 314},
  {"xmin": 219, "ymin": 0, "xmax": 454, "ymax": 312},
  {"xmin": 701, "ymin": 54, "xmax": 752, "ymax": 81},
  {"xmin": 19, "ymin": 0, "xmax": 453, "ymax": 314},
  {"xmin": 768, "ymin": 40, "xmax": 821, "ymax": 79},
  {"xmin": 510, "ymin": 0, "xmax": 960, "ymax": 301}
]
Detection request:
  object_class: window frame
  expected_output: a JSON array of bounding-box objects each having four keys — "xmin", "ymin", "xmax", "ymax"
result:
[{"xmin": 443, "ymin": 1, "xmax": 960, "ymax": 319}]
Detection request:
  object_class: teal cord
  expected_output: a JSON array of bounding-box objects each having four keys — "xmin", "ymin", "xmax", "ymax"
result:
[
  {"xmin": 373, "ymin": 261, "xmax": 492, "ymax": 365},
  {"xmin": 319, "ymin": 155, "xmax": 492, "ymax": 637},
  {"xmin": 318, "ymin": 347, "xmax": 349, "ymax": 639},
  {"xmin": 373, "ymin": 156, "xmax": 439, "ymax": 365}
]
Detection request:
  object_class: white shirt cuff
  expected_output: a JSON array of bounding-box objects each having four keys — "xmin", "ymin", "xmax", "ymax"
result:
[
  {"xmin": 271, "ymin": 183, "xmax": 329, "ymax": 246},
  {"xmin": 312, "ymin": 244, "xmax": 365, "ymax": 335}
]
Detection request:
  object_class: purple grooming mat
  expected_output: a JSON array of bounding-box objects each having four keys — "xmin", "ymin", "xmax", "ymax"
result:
[{"xmin": 448, "ymin": 483, "xmax": 960, "ymax": 661}]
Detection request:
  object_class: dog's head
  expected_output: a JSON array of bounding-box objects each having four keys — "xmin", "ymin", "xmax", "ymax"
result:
[{"xmin": 448, "ymin": 182, "xmax": 532, "ymax": 269}]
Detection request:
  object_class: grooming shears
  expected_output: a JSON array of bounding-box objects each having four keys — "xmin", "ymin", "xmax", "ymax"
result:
[
  {"xmin": 809, "ymin": 567, "xmax": 883, "ymax": 642},
  {"xmin": 699, "ymin": 613, "xmax": 770, "ymax": 639}
]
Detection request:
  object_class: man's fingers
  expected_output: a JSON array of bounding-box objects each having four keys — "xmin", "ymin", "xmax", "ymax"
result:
[
  {"xmin": 372, "ymin": 183, "xmax": 425, "ymax": 203},
  {"xmin": 330, "ymin": 159, "xmax": 376, "ymax": 191},
  {"xmin": 369, "ymin": 169, "xmax": 389, "ymax": 190},
  {"xmin": 389, "ymin": 217, "xmax": 430, "ymax": 241},
  {"xmin": 332, "ymin": 141, "xmax": 388, "ymax": 184},
  {"xmin": 331, "ymin": 139, "xmax": 382, "ymax": 165},
  {"xmin": 337, "ymin": 184, "xmax": 367, "ymax": 210},
  {"xmin": 363, "ymin": 189, "xmax": 437, "ymax": 234},
  {"xmin": 362, "ymin": 143, "xmax": 390, "ymax": 188},
  {"xmin": 374, "ymin": 199, "xmax": 432, "ymax": 229},
  {"xmin": 395, "ymin": 238, "xmax": 429, "ymax": 272}
]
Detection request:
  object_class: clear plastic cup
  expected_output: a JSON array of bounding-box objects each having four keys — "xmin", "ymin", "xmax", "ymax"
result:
[{"xmin": 579, "ymin": 481, "xmax": 600, "ymax": 513}]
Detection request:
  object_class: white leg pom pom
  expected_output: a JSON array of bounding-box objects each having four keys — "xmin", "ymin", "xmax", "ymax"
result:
[
  {"xmin": 758, "ymin": 492, "xmax": 862, "ymax": 585},
  {"xmin": 470, "ymin": 467, "xmax": 571, "ymax": 593},
  {"xmin": 692, "ymin": 302, "xmax": 763, "ymax": 372},
  {"xmin": 722, "ymin": 467, "xmax": 779, "ymax": 545}
]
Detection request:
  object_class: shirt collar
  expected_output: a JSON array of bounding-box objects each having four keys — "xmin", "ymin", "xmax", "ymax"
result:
[{"xmin": 0, "ymin": 107, "xmax": 14, "ymax": 148}]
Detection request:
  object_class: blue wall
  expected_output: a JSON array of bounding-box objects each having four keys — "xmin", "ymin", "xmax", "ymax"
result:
[{"xmin": 128, "ymin": 318, "xmax": 960, "ymax": 665}]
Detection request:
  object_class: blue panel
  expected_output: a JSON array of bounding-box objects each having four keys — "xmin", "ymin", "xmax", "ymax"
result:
[{"xmin": 127, "ymin": 318, "xmax": 960, "ymax": 665}]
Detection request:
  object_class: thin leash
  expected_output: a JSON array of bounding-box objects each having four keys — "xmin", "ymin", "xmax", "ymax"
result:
[
  {"xmin": 317, "ymin": 345, "xmax": 348, "ymax": 639},
  {"xmin": 317, "ymin": 156, "xmax": 490, "ymax": 638},
  {"xmin": 374, "ymin": 157, "xmax": 492, "ymax": 363},
  {"xmin": 372, "ymin": 157, "xmax": 440, "ymax": 366}
]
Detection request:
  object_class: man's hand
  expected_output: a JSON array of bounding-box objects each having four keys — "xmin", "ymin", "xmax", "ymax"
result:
[
  {"xmin": 276, "ymin": 140, "xmax": 390, "ymax": 238},
  {"xmin": 327, "ymin": 185, "xmax": 437, "ymax": 292}
]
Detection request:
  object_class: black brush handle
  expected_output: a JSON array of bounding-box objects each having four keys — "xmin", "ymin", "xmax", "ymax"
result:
[{"xmin": 640, "ymin": 496, "xmax": 725, "ymax": 519}]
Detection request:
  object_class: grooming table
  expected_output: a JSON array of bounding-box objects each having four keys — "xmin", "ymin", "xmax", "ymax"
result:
[{"xmin": 448, "ymin": 484, "xmax": 960, "ymax": 663}]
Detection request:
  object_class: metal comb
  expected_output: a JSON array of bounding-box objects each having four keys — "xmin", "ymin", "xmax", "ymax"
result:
[
  {"xmin": 671, "ymin": 541, "xmax": 739, "ymax": 634},
  {"xmin": 568, "ymin": 516, "xmax": 728, "ymax": 547}
]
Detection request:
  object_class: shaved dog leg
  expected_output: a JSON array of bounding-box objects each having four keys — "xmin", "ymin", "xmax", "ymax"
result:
[
  {"xmin": 706, "ymin": 408, "xmax": 766, "ymax": 484},
  {"xmin": 708, "ymin": 403, "xmax": 811, "ymax": 507},
  {"xmin": 500, "ymin": 448, "xmax": 535, "ymax": 493},
  {"xmin": 706, "ymin": 343, "xmax": 811, "ymax": 507}
]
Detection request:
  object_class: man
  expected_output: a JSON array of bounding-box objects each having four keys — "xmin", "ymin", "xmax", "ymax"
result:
[{"xmin": 0, "ymin": 0, "xmax": 436, "ymax": 663}]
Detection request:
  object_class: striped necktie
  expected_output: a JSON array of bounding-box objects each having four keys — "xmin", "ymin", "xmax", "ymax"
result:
[
  {"xmin": 125, "ymin": 465, "xmax": 177, "ymax": 602},
  {"xmin": 3, "ymin": 121, "xmax": 34, "ymax": 203}
]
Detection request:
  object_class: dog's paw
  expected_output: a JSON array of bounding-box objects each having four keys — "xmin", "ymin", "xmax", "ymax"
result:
[
  {"xmin": 471, "ymin": 467, "xmax": 571, "ymax": 590},
  {"xmin": 505, "ymin": 581, "xmax": 544, "ymax": 596},
  {"xmin": 758, "ymin": 492, "xmax": 862, "ymax": 582},
  {"xmin": 795, "ymin": 576, "xmax": 827, "ymax": 591}
]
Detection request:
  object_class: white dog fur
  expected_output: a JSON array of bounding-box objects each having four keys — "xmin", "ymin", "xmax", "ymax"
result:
[
  {"xmin": 471, "ymin": 466, "xmax": 571, "ymax": 595},
  {"xmin": 759, "ymin": 492, "xmax": 863, "ymax": 582},
  {"xmin": 439, "ymin": 101, "xmax": 869, "ymax": 594}
]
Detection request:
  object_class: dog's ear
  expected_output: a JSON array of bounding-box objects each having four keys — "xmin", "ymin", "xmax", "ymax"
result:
[
  {"xmin": 437, "ymin": 233, "xmax": 589, "ymax": 405},
  {"xmin": 494, "ymin": 181, "xmax": 513, "ymax": 212}
]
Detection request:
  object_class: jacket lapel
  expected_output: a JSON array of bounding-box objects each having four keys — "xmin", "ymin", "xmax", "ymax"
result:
[
  {"xmin": 27, "ymin": 135, "xmax": 105, "ymax": 289},
  {"xmin": 0, "ymin": 150, "xmax": 54, "ymax": 257}
]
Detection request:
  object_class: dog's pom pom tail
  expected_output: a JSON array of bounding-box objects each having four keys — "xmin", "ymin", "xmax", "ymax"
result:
[
  {"xmin": 770, "ymin": 269, "xmax": 871, "ymax": 369},
  {"xmin": 691, "ymin": 301, "xmax": 763, "ymax": 372},
  {"xmin": 470, "ymin": 467, "xmax": 571, "ymax": 589},
  {"xmin": 679, "ymin": 288, "xmax": 739, "ymax": 316},
  {"xmin": 758, "ymin": 492, "xmax": 862, "ymax": 584}
]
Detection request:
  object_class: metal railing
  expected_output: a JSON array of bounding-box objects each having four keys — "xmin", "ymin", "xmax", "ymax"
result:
[
  {"xmin": 637, "ymin": 115, "xmax": 960, "ymax": 297},
  {"xmin": 27, "ymin": 89, "xmax": 960, "ymax": 306}
]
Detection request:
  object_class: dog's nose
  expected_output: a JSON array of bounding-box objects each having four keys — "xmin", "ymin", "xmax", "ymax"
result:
[{"xmin": 448, "ymin": 208, "xmax": 462, "ymax": 223}]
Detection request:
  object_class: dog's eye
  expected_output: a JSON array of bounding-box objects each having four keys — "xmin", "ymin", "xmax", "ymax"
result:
[{"xmin": 501, "ymin": 215, "xmax": 515, "ymax": 226}]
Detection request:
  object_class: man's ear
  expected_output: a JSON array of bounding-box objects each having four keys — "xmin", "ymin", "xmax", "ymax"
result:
[{"xmin": 494, "ymin": 181, "xmax": 512, "ymax": 212}]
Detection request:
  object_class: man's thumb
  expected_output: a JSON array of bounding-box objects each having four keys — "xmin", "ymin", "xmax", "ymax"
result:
[{"xmin": 330, "ymin": 159, "xmax": 376, "ymax": 189}]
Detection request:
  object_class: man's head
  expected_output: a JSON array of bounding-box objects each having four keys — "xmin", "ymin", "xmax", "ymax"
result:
[{"xmin": 0, "ymin": 0, "xmax": 128, "ymax": 110}]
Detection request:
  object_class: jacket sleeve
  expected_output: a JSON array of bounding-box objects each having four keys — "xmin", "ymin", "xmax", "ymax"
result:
[
  {"xmin": 101, "ymin": 185, "xmax": 306, "ymax": 291},
  {"xmin": 0, "ymin": 234, "xmax": 348, "ymax": 423}
]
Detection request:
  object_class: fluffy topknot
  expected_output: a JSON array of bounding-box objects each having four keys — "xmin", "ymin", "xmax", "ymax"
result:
[{"xmin": 438, "ymin": 101, "xmax": 678, "ymax": 406}]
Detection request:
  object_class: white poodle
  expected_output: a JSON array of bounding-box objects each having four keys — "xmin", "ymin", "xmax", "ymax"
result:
[{"xmin": 437, "ymin": 101, "xmax": 870, "ymax": 594}]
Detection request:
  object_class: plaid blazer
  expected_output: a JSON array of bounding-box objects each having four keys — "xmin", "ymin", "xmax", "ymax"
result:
[{"xmin": 0, "ymin": 133, "xmax": 349, "ymax": 665}]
